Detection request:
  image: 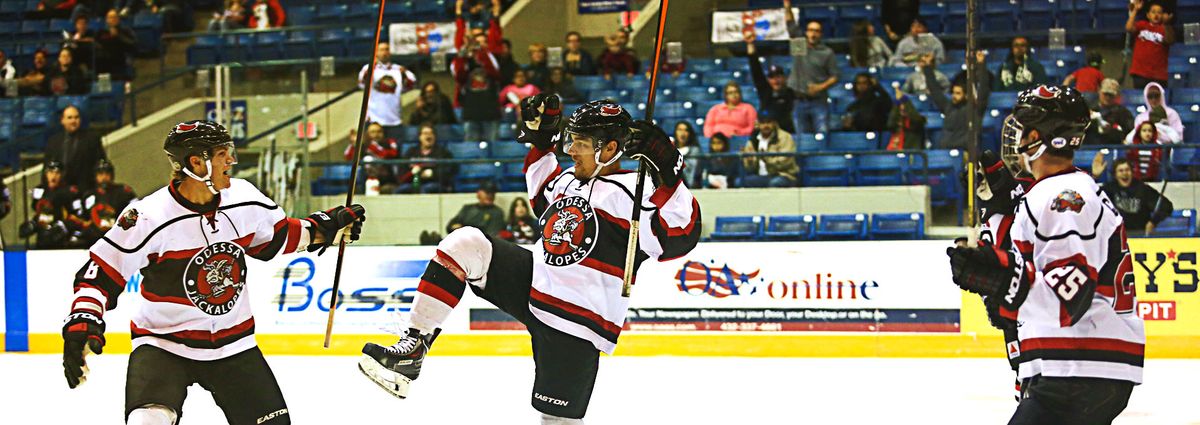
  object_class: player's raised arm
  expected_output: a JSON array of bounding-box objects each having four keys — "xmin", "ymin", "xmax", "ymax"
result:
[
  {"xmin": 240, "ymin": 180, "xmax": 366, "ymax": 260},
  {"xmin": 517, "ymin": 93, "xmax": 565, "ymax": 216},
  {"xmin": 624, "ymin": 120, "xmax": 701, "ymax": 261}
]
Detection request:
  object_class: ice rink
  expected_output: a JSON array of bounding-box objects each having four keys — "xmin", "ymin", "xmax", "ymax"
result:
[{"xmin": 2, "ymin": 354, "xmax": 1197, "ymax": 424}]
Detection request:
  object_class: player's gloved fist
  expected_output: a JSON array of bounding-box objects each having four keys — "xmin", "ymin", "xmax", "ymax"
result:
[
  {"xmin": 977, "ymin": 150, "xmax": 1021, "ymax": 214},
  {"xmin": 305, "ymin": 204, "xmax": 367, "ymax": 255},
  {"xmin": 517, "ymin": 93, "xmax": 563, "ymax": 150},
  {"xmin": 62, "ymin": 310, "xmax": 106, "ymax": 389},
  {"xmin": 983, "ymin": 295, "xmax": 1017, "ymax": 331},
  {"xmin": 946, "ymin": 246, "xmax": 1030, "ymax": 300},
  {"xmin": 626, "ymin": 120, "xmax": 683, "ymax": 188}
]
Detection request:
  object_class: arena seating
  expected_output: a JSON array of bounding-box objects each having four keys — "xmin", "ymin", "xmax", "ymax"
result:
[{"xmin": 706, "ymin": 213, "xmax": 927, "ymax": 241}]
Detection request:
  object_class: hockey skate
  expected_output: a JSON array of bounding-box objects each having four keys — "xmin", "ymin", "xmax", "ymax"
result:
[{"xmin": 358, "ymin": 328, "xmax": 440, "ymax": 399}]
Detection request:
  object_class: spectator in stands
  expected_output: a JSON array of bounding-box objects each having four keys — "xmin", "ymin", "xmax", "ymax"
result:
[
  {"xmin": 901, "ymin": 53, "xmax": 950, "ymax": 96},
  {"xmin": 700, "ymin": 132, "xmax": 738, "ymax": 189},
  {"xmin": 543, "ymin": 67, "xmax": 583, "ymax": 103},
  {"xmin": 1126, "ymin": 0, "xmax": 1174, "ymax": 89},
  {"xmin": 786, "ymin": 20, "xmax": 839, "ymax": 134},
  {"xmin": 45, "ymin": 105, "xmax": 108, "ymax": 192},
  {"xmin": 410, "ymin": 81, "xmax": 458, "ymax": 126},
  {"xmin": 597, "ymin": 32, "xmax": 639, "ymax": 80},
  {"xmin": 495, "ymin": 39, "xmax": 519, "ymax": 85},
  {"xmin": 34, "ymin": 0, "xmax": 77, "ymax": 19},
  {"xmin": 20, "ymin": 161, "xmax": 83, "ymax": 249},
  {"xmin": 1093, "ymin": 158, "xmax": 1173, "ymax": 235},
  {"xmin": 562, "ymin": 31, "xmax": 595, "ymax": 76},
  {"xmin": 460, "ymin": 0, "xmax": 499, "ymax": 33},
  {"xmin": 524, "ymin": 43, "xmax": 550, "ymax": 89},
  {"xmin": 247, "ymin": 0, "xmax": 285, "ymax": 30},
  {"xmin": 67, "ymin": 15, "xmax": 95, "ymax": 72},
  {"xmin": 0, "ymin": 178, "xmax": 10, "ymax": 221},
  {"xmin": 1122, "ymin": 121, "xmax": 1174, "ymax": 181},
  {"xmin": 889, "ymin": 19, "xmax": 945, "ymax": 67},
  {"xmin": 1062, "ymin": 53, "xmax": 1106, "ymax": 96},
  {"xmin": 1130, "ymin": 82, "xmax": 1184, "ymax": 144},
  {"xmin": 842, "ymin": 73, "xmax": 892, "ymax": 133},
  {"xmin": 47, "ymin": 48, "xmax": 90, "ymax": 96},
  {"xmin": 0, "ymin": 49, "xmax": 15, "ymax": 97},
  {"xmin": 499, "ymin": 69, "xmax": 541, "ymax": 117},
  {"xmin": 96, "ymin": 9, "xmax": 137, "ymax": 81},
  {"xmin": 345, "ymin": 122, "xmax": 400, "ymax": 193},
  {"xmin": 886, "ymin": 86, "xmax": 926, "ymax": 150},
  {"xmin": 446, "ymin": 181, "xmax": 505, "ymax": 235},
  {"xmin": 739, "ymin": 115, "xmax": 798, "ymax": 188},
  {"xmin": 19, "ymin": 50, "xmax": 52, "ymax": 96},
  {"xmin": 122, "ymin": 0, "xmax": 192, "ymax": 33},
  {"xmin": 673, "ymin": 121, "xmax": 701, "ymax": 188},
  {"xmin": 849, "ymin": 20, "xmax": 892, "ymax": 68},
  {"xmin": 360, "ymin": 42, "xmax": 417, "ymax": 142},
  {"xmin": 994, "ymin": 36, "xmax": 1047, "ymax": 92},
  {"xmin": 950, "ymin": 50, "xmax": 994, "ymax": 89},
  {"xmin": 208, "ymin": 0, "xmax": 247, "ymax": 32},
  {"xmin": 879, "ymin": 0, "xmax": 919, "ymax": 42},
  {"xmin": 504, "ymin": 197, "xmax": 538, "ymax": 244},
  {"xmin": 396, "ymin": 125, "xmax": 455, "ymax": 194},
  {"xmin": 456, "ymin": 0, "xmax": 502, "ymax": 53},
  {"xmin": 745, "ymin": 36, "xmax": 796, "ymax": 134},
  {"xmin": 652, "ymin": 43, "xmax": 686, "ymax": 79},
  {"xmin": 704, "ymin": 82, "xmax": 757, "ymax": 138},
  {"xmin": 456, "ymin": 54, "xmax": 503, "ymax": 143},
  {"xmin": 1089, "ymin": 78, "xmax": 1136, "ymax": 145},
  {"xmin": 926, "ymin": 52, "xmax": 993, "ymax": 150}
]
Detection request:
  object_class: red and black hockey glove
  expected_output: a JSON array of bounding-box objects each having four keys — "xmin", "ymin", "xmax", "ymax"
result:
[
  {"xmin": 62, "ymin": 308, "xmax": 106, "ymax": 389},
  {"xmin": 305, "ymin": 204, "xmax": 367, "ymax": 255},
  {"xmin": 946, "ymin": 246, "xmax": 1032, "ymax": 306},
  {"xmin": 626, "ymin": 120, "xmax": 683, "ymax": 188},
  {"xmin": 518, "ymin": 93, "xmax": 563, "ymax": 151},
  {"xmin": 977, "ymin": 150, "xmax": 1022, "ymax": 215}
]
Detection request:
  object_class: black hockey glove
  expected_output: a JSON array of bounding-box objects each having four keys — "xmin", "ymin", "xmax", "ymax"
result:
[
  {"xmin": 946, "ymin": 246, "xmax": 1032, "ymax": 303},
  {"xmin": 305, "ymin": 204, "xmax": 366, "ymax": 255},
  {"xmin": 625, "ymin": 120, "xmax": 683, "ymax": 188},
  {"xmin": 982, "ymin": 295, "xmax": 1017, "ymax": 332},
  {"xmin": 977, "ymin": 150, "xmax": 1021, "ymax": 215},
  {"xmin": 517, "ymin": 93, "xmax": 563, "ymax": 151},
  {"xmin": 62, "ymin": 310, "xmax": 105, "ymax": 389}
]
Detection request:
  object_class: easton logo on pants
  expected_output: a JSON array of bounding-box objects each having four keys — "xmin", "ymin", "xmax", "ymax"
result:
[
  {"xmin": 184, "ymin": 241, "xmax": 248, "ymax": 315},
  {"xmin": 540, "ymin": 196, "xmax": 598, "ymax": 267}
]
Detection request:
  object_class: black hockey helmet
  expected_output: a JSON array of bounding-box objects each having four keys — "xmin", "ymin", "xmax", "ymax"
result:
[
  {"xmin": 94, "ymin": 158, "xmax": 114, "ymax": 175},
  {"xmin": 565, "ymin": 99, "xmax": 633, "ymax": 152},
  {"xmin": 163, "ymin": 120, "xmax": 234, "ymax": 173},
  {"xmin": 1001, "ymin": 85, "xmax": 1091, "ymax": 164}
]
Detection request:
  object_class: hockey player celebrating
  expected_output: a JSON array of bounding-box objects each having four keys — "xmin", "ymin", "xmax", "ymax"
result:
[
  {"xmin": 62, "ymin": 120, "xmax": 366, "ymax": 425},
  {"xmin": 78, "ymin": 159, "xmax": 138, "ymax": 245},
  {"xmin": 359, "ymin": 94, "xmax": 702, "ymax": 423},
  {"xmin": 947, "ymin": 86, "xmax": 1144, "ymax": 424}
]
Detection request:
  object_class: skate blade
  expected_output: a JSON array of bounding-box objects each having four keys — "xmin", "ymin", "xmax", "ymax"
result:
[{"xmin": 358, "ymin": 354, "xmax": 412, "ymax": 399}]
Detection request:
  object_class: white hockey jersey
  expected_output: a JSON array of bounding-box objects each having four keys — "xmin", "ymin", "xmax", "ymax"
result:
[
  {"xmin": 70, "ymin": 179, "xmax": 310, "ymax": 361},
  {"xmin": 1006, "ymin": 169, "xmax": 1145, "ymax": 384},
  {"xmin": 524, "ymin": 146, "xmax": 701, "ymax": 353},
  {"xmin": 358, "ymin": 62, "xmax": 416, "ymax": 126}
]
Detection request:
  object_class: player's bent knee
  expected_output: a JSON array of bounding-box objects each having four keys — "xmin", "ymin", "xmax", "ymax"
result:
[
  {"xmin": 438, "ymin": 227, "xmax": 493, "ymax": 289},
  {"xmin": 127, "ymin": 404, "xmax": 178, "ymax": 425},
  {"xmin": 540, "ymin": 413, "xmax": 584, "ymax": 425}
]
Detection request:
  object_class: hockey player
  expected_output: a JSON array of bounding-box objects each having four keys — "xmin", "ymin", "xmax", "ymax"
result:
[
  {"xmin": 78, "ymin": 159, "xmax": 138, "ymax": 245},
  {"xmin": 61, "ymin": 120, "xmax": 367, "ymax": 425},
  {"xmin": 20, "ymin": 160, "xmax": 85, "ymax": 249},
  {"xmin": 947, "ymin": 86, "xmax": 1143, "ymax": 425},
  {"xmin": 359, "ymin": 94, "xmax": 702, "ymax": 423}
]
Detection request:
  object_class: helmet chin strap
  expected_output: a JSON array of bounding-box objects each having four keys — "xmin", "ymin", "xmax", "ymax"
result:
[
  {"xmin": 181, "ymin": 158, "xmax": 220, "ymax": 195},
  {"xmin": 588, "ymin": 149, "xmax": 623, "ymax": 180},
  {"xmin": 1021, "ymin": 144, "xmax": 1046, "ymax": 174}
]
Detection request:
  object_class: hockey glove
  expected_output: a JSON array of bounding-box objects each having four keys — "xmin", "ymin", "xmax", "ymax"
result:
[
  {"xmin": 946, "ymin": 246, "xmax": 1032, "ymax": 304},
  {"xmin": 625, "ymin": 120, "xmax": 683, "ymax": 188},
  {"xmin": 517, "ymin": 93, "xmax": 563, "ymax": 151},
  {"xmin": 62, "ymin": 309, "xmax": 106, "ymax": 389},
  {"xmin": 977, "ymin": 150, "xmax": 1021, "ymax": 215},
  {"xmin": 983, "ymin": 295, "xmax": 1017, "ymax": 332},
  {"xmin": 305, "ymin": 204, "xmax": 367, "ymax": 255}
]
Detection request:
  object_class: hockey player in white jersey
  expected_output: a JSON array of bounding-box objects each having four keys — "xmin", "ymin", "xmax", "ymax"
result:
[
  {"xmin": 61, "ymin": 120, "xmax": 367, "ymax": 424},
  {"xmin": 947, "ymin": 86, "xmax": 1144, "ymax": 425},
  {"xmin": 359, "ymin": 94, "xmax": 702, "ymax": 423}
]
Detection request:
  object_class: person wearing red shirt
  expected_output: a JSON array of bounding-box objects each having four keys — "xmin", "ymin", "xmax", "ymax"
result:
[
  {"xmin": 1126, "ymin": 0, "xmax": 1175, "ymax": 89},
  {"xmin": 1062, "ymin": 53, "xmax": 1105, "ymax": 94},
  {"xmin": 247, "ymin": 0, "xmax": 286, "ymax": 30}
]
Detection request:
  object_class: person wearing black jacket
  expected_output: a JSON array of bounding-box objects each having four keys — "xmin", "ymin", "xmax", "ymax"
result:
[
  {"xmin": 926, "ymin": 50, "xmax": 992, "ymax": 150},
  {"xmin": 77, "ymin": 159, "xmax": 137, "ymax": 246},
  {"xmin": 409, "ymin": 81, "xmax": 458, "ymax": 126},
  {"xmin": 394, "ymin": 125, "xmax": 456, "ymax": 194},
  {"xmin": 45, "ymin": 105, "xmax": 108, "ymax": 193},
  {"xmin": 1097, "ymin": 158, "xmax": 1173, "ymax": 236},
  {"xmin": 95, "ymin": 9, "xmax": 137, "ymax": 81},
  {"xmin": 841, "ymin": 73, "xmax": 892, "ymax": 132},
  {"xmin": 745, "ymin": 37, "xmax": 796, "ymax": 134}
]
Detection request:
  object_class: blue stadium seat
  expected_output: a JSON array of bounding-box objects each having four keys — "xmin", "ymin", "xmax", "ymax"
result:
[
  {"xmin": 588, "ymin": 89, "xmax": 622, "ymax": 102},
  {"xmin": 1020, "ymin": 0, "xmax": 1059, "ymax": 30},
  {"xmin": 187, "ymin": 35, "xmax": 223, "ymax": 65},
  {"xmin": 616, "ymin": 77, "xmax": 650, "ymax": 93},
  {"xmin": 856, "ymin": 153, "xmax": 907, "ymax": 186},
  {"xmin": 870, "ymin": 213, "xmax": 925, "ymax": 240},
  {"xmin": 678, "ymin": 86, "xmax": 718, "ymax": 103},
  {"xmin": 828, "ymin": 131, "xmax": 880, "ymax": 151},
  {"xmin": 317, "ymin": 29, "xmax": 352, "ymax": 57},
  {"xmin": 1151, "ymin": 209, "xmax": 1196, "ymax": 237},
  {"xmin": 710, "ymin": 216, "xmax": 764, "ymax": 241},
  {"xmin": 688, "ymin": 58, "xmax": 722, "ymax": 73},
  {"xmin": 814, "ymin": 214, "xmax": 869, "ymax": 240},
  {"xmin": 702, "ymin": 70, "xmax": 740, "ymax": 87},
  {"xmin": 664, "ymin": 73, "xmax": 701, "ymax": 89},
  {"xmin": 284, "ymin": 31, "xmax": 316, "ymax": 59},
  {"xmin": 457, "ymin": 162, "xmax": 499, "ymax": 180},
  {"xmin": 56, "ymin": 96, "xmax": 88, "ymax": 112},
  {"xmin": 722, "ymin": 56, "xmax": 750, "ymax": 71},
  {"xmin": 1168, "ymin": 146, "xmax": 1198, "ymax": 181},
  {"xmin": 497, "ymin": 123, "xmax": 518, "ymax": 140},
  {"xmin": 311, "ymin": 165, "xmax": 354, "ymax": 196},
  {"xmin": 574, "ymin": 75, "xmax": 610, "ymax": 92},
  {"xmin": 913, "ymin": 149, "xmax": 964, "ymax": 211},
  {"xmin": 21, "ymin": 97, "xmax": 53, "ymax": 128},
  {"xmin": 289, "ymin": 6, "xmax": 317, "ymax": 25},
  {"xmin": 796, "ymin": 133, "xmax": 823, "ymax": 152},
  {"xmin": 317, "ymin": 4, "xmax": 349, "ymax": 21},
  {"xmin": 446, "ymin": 141, "xmax": 486, "ymax": 159},
  {"xmin": 655, "ymin": 101, "xmax": 693, "ymax": 120},
  {"xmin": 764, "ymin": 215, "xmax": 816, "ymax": 241},
  {"xmin": 491, "ymin": 141, "xmax": 528, "ymax": 159},
  {"xmin": 436, "ymin": 124, "xmax": 465, "ymax": 142},
  {"xmin": 803, "ymin": 154, "xmax": 854, "ymax": 187}
]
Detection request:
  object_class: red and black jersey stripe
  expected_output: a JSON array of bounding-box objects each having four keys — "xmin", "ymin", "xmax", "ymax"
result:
[
  {"xmin": 1017, "ymin": 337, "xmax": 1144, "ymax": 367},
  {"xmin": 247, "ymin": 217, "xmax": 306, "ymax": 261},
  {"xmin": 131, "ymin": 317, "xmax": 256, "ymax": 350},
  {"xmin": 529, "ymin": 288, "xmax": 621, "ymax": 345},
  {"xmin": 649, "ymin": 198, "xmax": 702, "ymax": 261},
  {"xmin": 416, "ymin": 256, "xmax": 467, "ymax": 308},
  {"xmin": 586, "ymin": 207, "xmax": 649, "ymax": 280},
  {"xmin": 73, "ymin": 253, "xmax": 126, "ymax": 310}
]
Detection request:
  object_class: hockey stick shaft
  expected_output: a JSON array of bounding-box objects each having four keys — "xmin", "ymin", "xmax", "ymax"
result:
[
  {"xmin": 622, "ymin": 0, "xmax": 670, "ymax": 298},
  {"xmin": 324, "ymin": 0, "xmax": 387, "ymax": 348}
]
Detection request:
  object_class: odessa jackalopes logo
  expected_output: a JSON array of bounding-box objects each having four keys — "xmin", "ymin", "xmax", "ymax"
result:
[
  {"xmin": 540, "ymin": 196, "xmax": 598, "ymax": 267},
  {"xmin": 184, "ymin": 241, "xmax": 248, "ymax": 315}
]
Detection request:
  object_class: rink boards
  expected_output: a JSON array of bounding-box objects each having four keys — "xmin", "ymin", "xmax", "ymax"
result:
[{"xmin": 2, "ymin": 239, "xmax": 1198, "ymax": 358}]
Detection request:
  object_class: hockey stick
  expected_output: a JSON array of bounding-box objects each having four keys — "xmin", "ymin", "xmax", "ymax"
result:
[
  {"xmin": 324, "ymin": 0, "xmax": 387, "ymax": 348},
  {"xmin": 622, "ymin": 0, "xmax": 670, "ymax": 298}
]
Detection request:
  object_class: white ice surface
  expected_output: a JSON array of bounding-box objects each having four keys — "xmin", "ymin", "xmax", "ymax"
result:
[{"xmin": 2, "ymin": 354, "xmax": 1197, "ymax": 424}]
